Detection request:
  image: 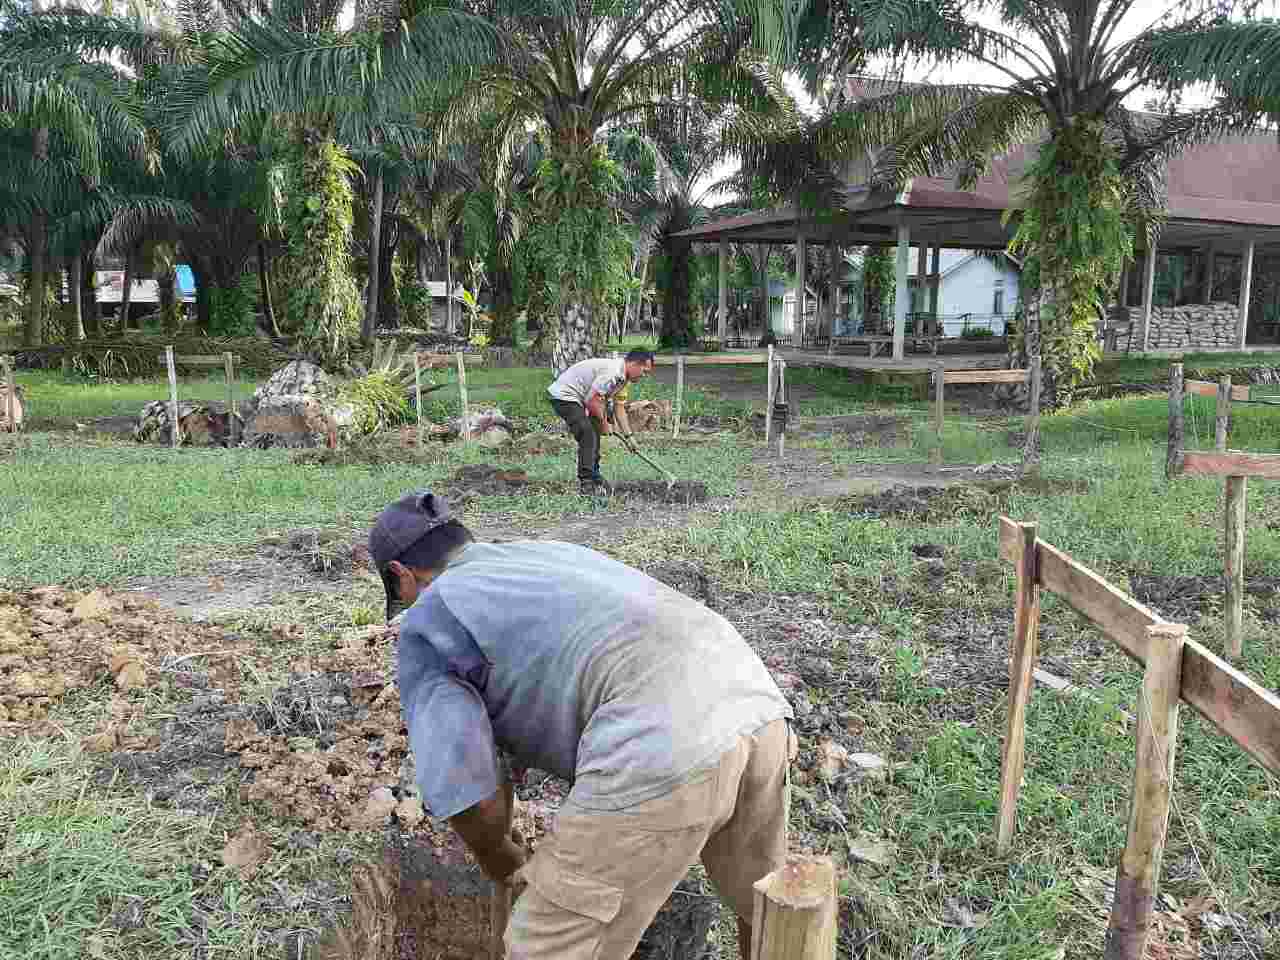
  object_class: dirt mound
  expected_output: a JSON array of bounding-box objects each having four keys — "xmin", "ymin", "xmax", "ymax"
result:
[
  {"xmin": 0, "ymin": 586, "xmax": 247, "ymax": 732},
  {"xmin": 842, "ymin": 484, "xmax": 982, "ymax": 520},
  {"xmin": 611, "ymin": 480, "xmax": 710, "ymax": 504},
  {"xmin": 645, "ymin": 562, "xmax": 719, "ymax": 610},
  {"xmin": 1129, "ymin": 572, "xmax": 1280, "ymax": 623},
  {"xmin": 259, "ymin": 529, "xmax": 372, "ymax": 578}
]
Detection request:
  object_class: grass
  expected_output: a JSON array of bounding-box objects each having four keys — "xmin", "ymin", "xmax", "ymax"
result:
[
  {"xmin": 17, "ymin": 370, "xmax": 259, "ymax": 428},
  {"xmin": 1096, "ymin": 350, "xmax": 1280, "ymax": 384},
  {"xmin": 5, "ymin": 369, "xmax": 1280, "ymax": 958}
]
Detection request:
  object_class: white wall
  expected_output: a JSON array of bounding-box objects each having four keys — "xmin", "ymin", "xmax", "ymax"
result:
[{"xmin": 934, "ymin": 255, "xmax": 1020, "ymax": 335}]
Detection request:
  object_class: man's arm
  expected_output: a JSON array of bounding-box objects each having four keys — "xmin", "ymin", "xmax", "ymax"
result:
[
  {"xmin": 613, "ymin": 399, "xmax": 634, "ymax": 438},
  {"xmin": 585, "ymin": 390, "xmax": 611, "ymax": 433},
  {"xmin": 449, "ymin": 779, "xmax": 527, "ymax": 884}
]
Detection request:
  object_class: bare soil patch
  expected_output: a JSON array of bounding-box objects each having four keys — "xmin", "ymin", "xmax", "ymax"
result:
[{"xmin": 1129, "ymin": 572, "xmax": 1280, "ymax": 624}]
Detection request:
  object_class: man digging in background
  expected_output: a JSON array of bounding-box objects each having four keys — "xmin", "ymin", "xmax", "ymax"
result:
[
  {"xmin": 547, "ymin": 349, "xmax": 655, "ymax": 494},
  {"xmin": 370, "ymin": 491, "xmax": 795, "ymax": 960}
]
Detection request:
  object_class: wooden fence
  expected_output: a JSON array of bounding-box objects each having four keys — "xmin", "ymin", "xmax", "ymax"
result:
[
  {"xmin": 0, "ymin": 355, "xmax": 19, "ymax": 433},
  {"xmin": 159, "ymin": 348, "xmax": 242, "ymax": 449},
  {"xmin": 1165, "ymin": 362, "xmax": 1280, "ymax": 657},
  {"xmin": 995, "ymin": 516, "xmax": 1280, "ymax": 960}
]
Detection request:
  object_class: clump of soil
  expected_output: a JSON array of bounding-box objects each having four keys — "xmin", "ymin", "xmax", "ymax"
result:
[
  {"xmin": 1129, "ymin": 572, "xmax": 1280, "ymax": 623},
  {"xmin": 292, "ymin": 437, "xmax": 445, "ymax": 467},
  {"xmin": 0, "ymin": 586, "xmax": 246, "ymax": 732},
  {"xmin": 611, "ymin": 480, "xmax": 710, "ymax": 504},
  {"xmin": 259, "ymin": 529, "xmax": 371, "ymax": 578},
  {"xmin": 453, "ymin": 464, "xmax": 530, "ymax": 487},
  {"xmin": 844, "ymin": 474, "xmax": 1090, "ymax": 521},
  {"xmin": 646, "ymin": 561, "xmax": 718, "ymax": 610}
]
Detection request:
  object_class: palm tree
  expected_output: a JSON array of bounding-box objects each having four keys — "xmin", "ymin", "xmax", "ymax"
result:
[
  {"xmin": 1139, "ymin": 18, "xmax": 1280, "ymax": 112},
  {"xmin": 746, "ymin": 0, "xmax": 1260, "ymax": 414}
]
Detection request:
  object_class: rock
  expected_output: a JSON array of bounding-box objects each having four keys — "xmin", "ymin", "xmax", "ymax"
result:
[
  {"xmin": 816, "ymin": 740, "xmax": 851, "ymax": 781},
  {"xmin": 394, "ymin": 794, "xmax": 425, "ymax": 828},
  {"xmin": 847, "ymin": 834, "xmax": 896, "ymax": 868},
  {"xmin": 241, "ymin": 361, "xmax": 355, "ymax": 449},
  {"xmin": 222, "ymin": 824, "xmax": 271, "ymax": 877},
  {"xmin": 353, "ymin": 786, "xmax": 398, "ymax": 829},
  {"xmin": 243, "ymin": 361, "xmax": 337, "ymax": 419},
  {"xmin": 72, "ymin": 589, "xmax": 113, "ymax": 621},
  {"xmin": 849, "ymin": 752, "xmax": 889, "ymax": 779},
  {"xmin": 475, "ymin": 426, "xmax": 512, "ymax": 448},
  {"xmin": 114, "ymin": 661, "xmax": 147, "ymax": 691},
  {"xmin": 450, "ymin": 406, "xmax": 513, "ymax": 441}
]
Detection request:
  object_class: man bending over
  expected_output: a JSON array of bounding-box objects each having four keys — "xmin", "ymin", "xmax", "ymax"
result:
[
  {"xmin": 370, "ymin": 490, "xmax": 794, "ymax": 960},
  {"xmin": 547, "ymin": 349, "xmax": 654, "ymax": 493}
]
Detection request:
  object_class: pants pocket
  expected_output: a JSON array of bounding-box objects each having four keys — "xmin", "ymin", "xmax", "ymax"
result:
[{"xmin": 507, "ymin": 857, "xmax": 624, "ymax": 960}]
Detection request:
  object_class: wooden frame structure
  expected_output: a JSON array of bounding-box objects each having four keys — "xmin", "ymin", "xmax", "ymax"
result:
[
  {"xmin": 0, "ymin": 355, "xmax": 19, "ymax": 433},
  {"xmin": 995, "ymin": 516, "xmax": 1280, "ymax": 959},
  {"xmin": 1166, "ymin": 362, "xmax": 1280, "ymax": 658},
  {"xmin": 159, "ymin": 348, "xmax": 242, "ymax": 449},
  {"xmin": 929, "ymin": 363, "xmax": 1034, "ymax": 462}
]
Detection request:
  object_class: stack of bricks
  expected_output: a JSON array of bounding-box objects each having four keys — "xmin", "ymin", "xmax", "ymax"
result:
[{"xmin": 1145, "ymin": 302, "xmax": 1240, "ymax": 349}]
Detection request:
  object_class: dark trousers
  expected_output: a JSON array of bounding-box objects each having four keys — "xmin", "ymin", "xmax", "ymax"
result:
[{"xmin": 550, "ymin": 398, "xmax": 601, "ymax": 481}]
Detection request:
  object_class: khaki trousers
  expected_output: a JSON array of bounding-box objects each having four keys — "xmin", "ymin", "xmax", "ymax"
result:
[{"xmin": 506, "ymin": 719, "xmax": 794, "ymax": 960}]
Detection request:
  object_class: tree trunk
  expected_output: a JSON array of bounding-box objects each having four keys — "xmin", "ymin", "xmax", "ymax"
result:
[
  {"xmin": 190, "ymin": 257, "xmax": 213, "ymax": 332},
  {"xmin": 757, "ymin": 243, "xmax": 771, "ymax": 332},
  {"xmin": 82, "ymin": 252, "xmax": 99, "ymax": 337},
  {"xmin": 378, "ymin": 220, "xmax": 398, "ymax": 330},
  {"xmin": 552, "ymin": 301, "xmax": 596, "ymax": 375},
  {"xmin": 444, "ymin": 228, "xmax": 454, "ymax": 334},
  {"xmin": 120, "ymin": 251, "xmax": 134, "ymax": 332},
  {"xmin": 660, "ymin": 236, "xmax": 694, "ymax": 348},
  {"xmin": 157, "ymin": 263, "xmax": 179, "ymax": 334},
  {"xmin": 489, "ymin": 264, "xmax": 517, "ymax": 346},
  {"xmin": 362, "ymin": 168, "xmax": 384, "ymax": 343},
  {"xmin": 257, "ymin": 242, "xmax": 280, "ymax": 336},
  {"xmin": 24, "ymin": 211, "xmax": 47, "ymax": 346},
  {"xmin": 70, "ymin": 253, "xmax": 85, "ymax": 340}
]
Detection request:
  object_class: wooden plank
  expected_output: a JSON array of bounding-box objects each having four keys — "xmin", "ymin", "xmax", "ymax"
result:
[
  {"xmin": 1104, "ymin": 624, "xmax": 1185, "ymax": 960},
  {"xmin": 421, "ymin": 352, "xmax": 486, "ymax": 366},
  {"xmin": 1, "ymin": 355, "xmax": 15, "ymax": 434},
  {"xmin": 750, "ymin": 854, "xmax": 837, "ymax": 960},
  {"xmin": 673, "ymin": 355, "xmax": 684, "ymax": 439},
  {"xmin": 931, "ymin": 363, "xmax": 944, "ymax": 466},
  {"xmin": 1181, "ymin": 451, "xmax": 1280, "ymax": 479},
  {"xmin": 1025, "ymin": 355, "xmax": 1042, "ymax": 461},
  {"xmin": 456, "ymin": 352, "xmax": 469, "ymax": 446},
  {"xmin": 764, "ymin": 345, "xmax": 775, "ymax": 445},
  {"xmin": 997, "ymin": 520, "xmax": 1041, "ymax": 855},
  {"xmin": 223, "ymin": 352, "xmax": 238, "ymax": 446},
  {"xmin": 1166, "ymin": 362, "xmax": 1184, "ymax": 479},
  {"xmin": 159, "ymin": 354, "xmax": 241, "ymax": 367},
  {"xmin": 943, "ymin": 369, "xmax": 1028, "ymax": 384},
  {"xmin": 653, "ymin": 353, "xmax": 768, "ymax": 365},
  {"xmin": 777, "ymin": 360, "xmax": 787, "ymax": 460},
  {"xmin": 1187, "ymin": 379, "xmax": 1249, "ymax": 402},
  {"xmin": 1225, "ymin": 476, "xmax": 1246, "ymax": 659},
  {"xmin": 413, "ymin": 351, "xmax": 423, "ymax": 448},
  {"xmin": 164, "ymin": 346, "xmax": 180, "ymax": 450},
  {"xmin": 999, "ymin": 517, "xmax": 1280, "ymax": 775},
  {"xmin": 1214, "ymin": 378, "xmax": 1231, "ymax": 452}
]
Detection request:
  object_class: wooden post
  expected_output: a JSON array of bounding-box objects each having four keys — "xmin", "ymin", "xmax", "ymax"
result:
[
  {"xmin": 996, "ymin": 521, "xmax": 1041, "ymax": 855},
  {"xmin": 1104, "ymin": 623, "xmax": 1185, "ymax": 960},
  {"xmin": 489, "ymin": 883, "xmax": 513, "ymax": 960},
  {"xmin": 1214, "ymin": 376, "xmax": 1231, "ymax": 453},
  {"xmin": 777, "ymin": 360, "xmax": 786, "ymax": 460},
  {"xmin": 1236, "ymin": 235, "xmax": 1254, "ymax": 349},
  {"xmin": 932, "ymin": 362, "xmax": 944, "ymax": 465},
  {"xmin": 764, "ymin": 344, "xmax": 775, "ymax": 444},
  {"xmin": 1225, "ymin": 474, "xmax": 1246, "ymax": 660},
  {"xmin": 165, "ymin": 345, "xmax": 180, "ymax": 450},
  {"xmin": 718, "ymin": 237, "xmax": 729, "ymax": 342},
  {"xmin": 750, "ymin": 854, "xmax": 837, "ymax": 960},
  {"xmin": 413, "ymin": 352, "xmax": 424, "ymax": 447},
  {"xmin": 893, "ymin": 222, "xmax": 910, "ymax": 361},
  {"xmin": 455, "ymin": 352, "xmax": 469, "ymax": 445},
  {"xmin": 223, "ymin": 352, "xmax": 237, "ymax": 446},
  {"xmin": 1140, "ymin": 246, "xmax": 1158, "ymax": 352},
  {"xmin": 673, "ymin": 354, "xmax": 685, "ymax": 439},
  {"xmin": 1166, "ymin": 362, "xmax": 1184, "ymax": 479},
  {"xmin": 1, "ymin": 355, "xmax": 14, "ymax": 433}
]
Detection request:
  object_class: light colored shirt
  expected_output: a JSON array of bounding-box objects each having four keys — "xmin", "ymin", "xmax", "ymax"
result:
[
  {"xmin": 398, "ymin": 541, "xmax": 791, "ymax": 819},
  {"xmin": 547, "ymin": 358, "xmax": 628, "ymax": 406}
]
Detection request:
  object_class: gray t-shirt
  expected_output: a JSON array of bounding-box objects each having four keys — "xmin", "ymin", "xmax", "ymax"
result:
[
  {"xmin": 547, "ymin": 358, "xmax": 627, "ymax": 406},
  {"xmin": 398, "ymin": 541, "xmax": 791, "ymax": 819}
]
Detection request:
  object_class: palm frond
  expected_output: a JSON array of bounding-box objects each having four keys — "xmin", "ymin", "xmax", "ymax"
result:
[{"xmin": 1138, "ymin": 19, "xmax": 1280, "ymax": 107}]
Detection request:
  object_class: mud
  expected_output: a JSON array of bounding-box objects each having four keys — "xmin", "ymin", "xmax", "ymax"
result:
[
  {"xmin": 1129, "ymin": 572, "xmax": 1280, "ymax": 623},
  {"xmin": 610, "ymin": 480, "xmax": 711, "ymax": 504}
]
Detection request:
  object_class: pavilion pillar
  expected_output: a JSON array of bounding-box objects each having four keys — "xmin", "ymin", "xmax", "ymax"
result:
[
  {"xmin": 827, "ymin": 238, "xmax": 839, "ymax": 354},
  {"xmin": 1119, "ymin": 262, "xmax": 1129, "ymax": 308},
  {"xmin": 1202, "ymin": 243, "xmax": 1216, "ymax": 304},
  {"xmin": 1140, "ymin": 245, "xmax": 1158, "ymax": 352},
  {"xmin": 795, "ymin": 232, "xmax": 806, "ymax": 346},
  {"xmin": 1237, "ymin": 235, "xmax": 1255, "ymax": 349},
  {"xmin": 893, "ymin": 222, "xmax": 910, "ymax": 360},
  {"xmin": 929, "ymin": 244, "xmax": 942, "ymax": 331},
  {"xmin": 717, "ymin": 237, "xmax": 728, "ymax": 342}
]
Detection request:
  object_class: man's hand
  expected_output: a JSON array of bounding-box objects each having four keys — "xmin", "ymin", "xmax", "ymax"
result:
[
  {"xmin": 476, "ymin": 829, "xmax": 528, "ymax": 886},
  {"xmin": 450, "ymin": 788, "xmax": 529, "ymax": 885}
]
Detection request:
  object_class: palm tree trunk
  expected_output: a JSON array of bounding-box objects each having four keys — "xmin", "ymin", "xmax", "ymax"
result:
[
  {"xmin": 24, "ymin": 212, "xmax": 47, "ymax": 346},
  {"xmin": 82, "ymin": 252, "xmax": 99, "ymax": 337},
  {"xmin": 157, "ymin": 264, "xmax": 178, "ymax": 334},
  {"xmin": 444, "ymin": 228, "xmax": 453, "ymax": 334},
  {"xmin": 120, "ymin": 252, "xmax": 134, "ymax": 332},
  {"xmin": 257, "ymin": 242, "xmax": 280, "ymax": 336},
  {"xmin": 70, "ymin": 253, "xmax": 85, "ymax": 340},
  {"xmin": 190, "ymin": 257, "xmax": 212, "ymax": 332},
  {"xmin": 552, "ymin": 301, "xmax": 596, "ymax": 375},
  {"xmin": 757, "ymin": 243, "xmax": 770, "ymax": 332},
  {"xmin": 362, "ymin": 168, "xmax": 384, "ymax": 343},
  {"xmin": 660, "ymin": 235, "xmax": 693, "ymax": 348}
]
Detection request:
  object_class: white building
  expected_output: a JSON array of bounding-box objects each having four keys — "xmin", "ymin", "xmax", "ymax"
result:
[{"xmin": 909, "ymin": 249, "xmax": 1021, "ymax": 336}]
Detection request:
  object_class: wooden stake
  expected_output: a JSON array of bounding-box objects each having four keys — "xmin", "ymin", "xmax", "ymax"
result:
[
  {"xmin": 1, "ymin": 355, "xmax": 15, "ymax": 433},
  {"xmin": 932, "ymin": 362, "xmax": 944, "ymax": 465},
  {"xmin": 1214, "ymin": 376, "xmax": 1231, "ymax": 453},
  {"xmin": 1104, "ymin": 623, "xmax": 1185, "ymax": 960},
  {"xmin": 673, "ymin": 354, "xmax": 685, "ymax": 439},
  {"xmin": 1024, "ymin": 355, "xmax": 1042, "ymax": 461},
  {"xmin": 456, "ymin": 352, "xmax": 469, "ymax": 445},
  {"xmin": 777, "ymin": 360, "xmax": 787, "ymax": 460},
  {"xmin": 997, "ymin": 520, "xmax": 1041, "ymax": 855},
  {"xmin": 750, "ymin": 854, "xmax": 837, "ymax": 960},
  {"xmin": 223, "ymin": 352, "xmax": 237, "ymax": 446},
  {"xmin": 1225, "ymin": 474, "xmax": 1246, "ymax": 659},
  {"xmin": 1166, "ymin": 362, "xmax": 1184, "ymax": 479},
  {"xmin": 489, "ymin": 882, "xmax": 513, "ymax": 960},
  {"xmin": 413, "ymin": 351, "xmax": 424, "ymax": 447},
  {"xmin": 165, "ymin": 345, "xmax": 180, "ymax": 449},
  {"xmin": 764, "ymin": 344, "xmax": 775, "ymax": 444}
]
